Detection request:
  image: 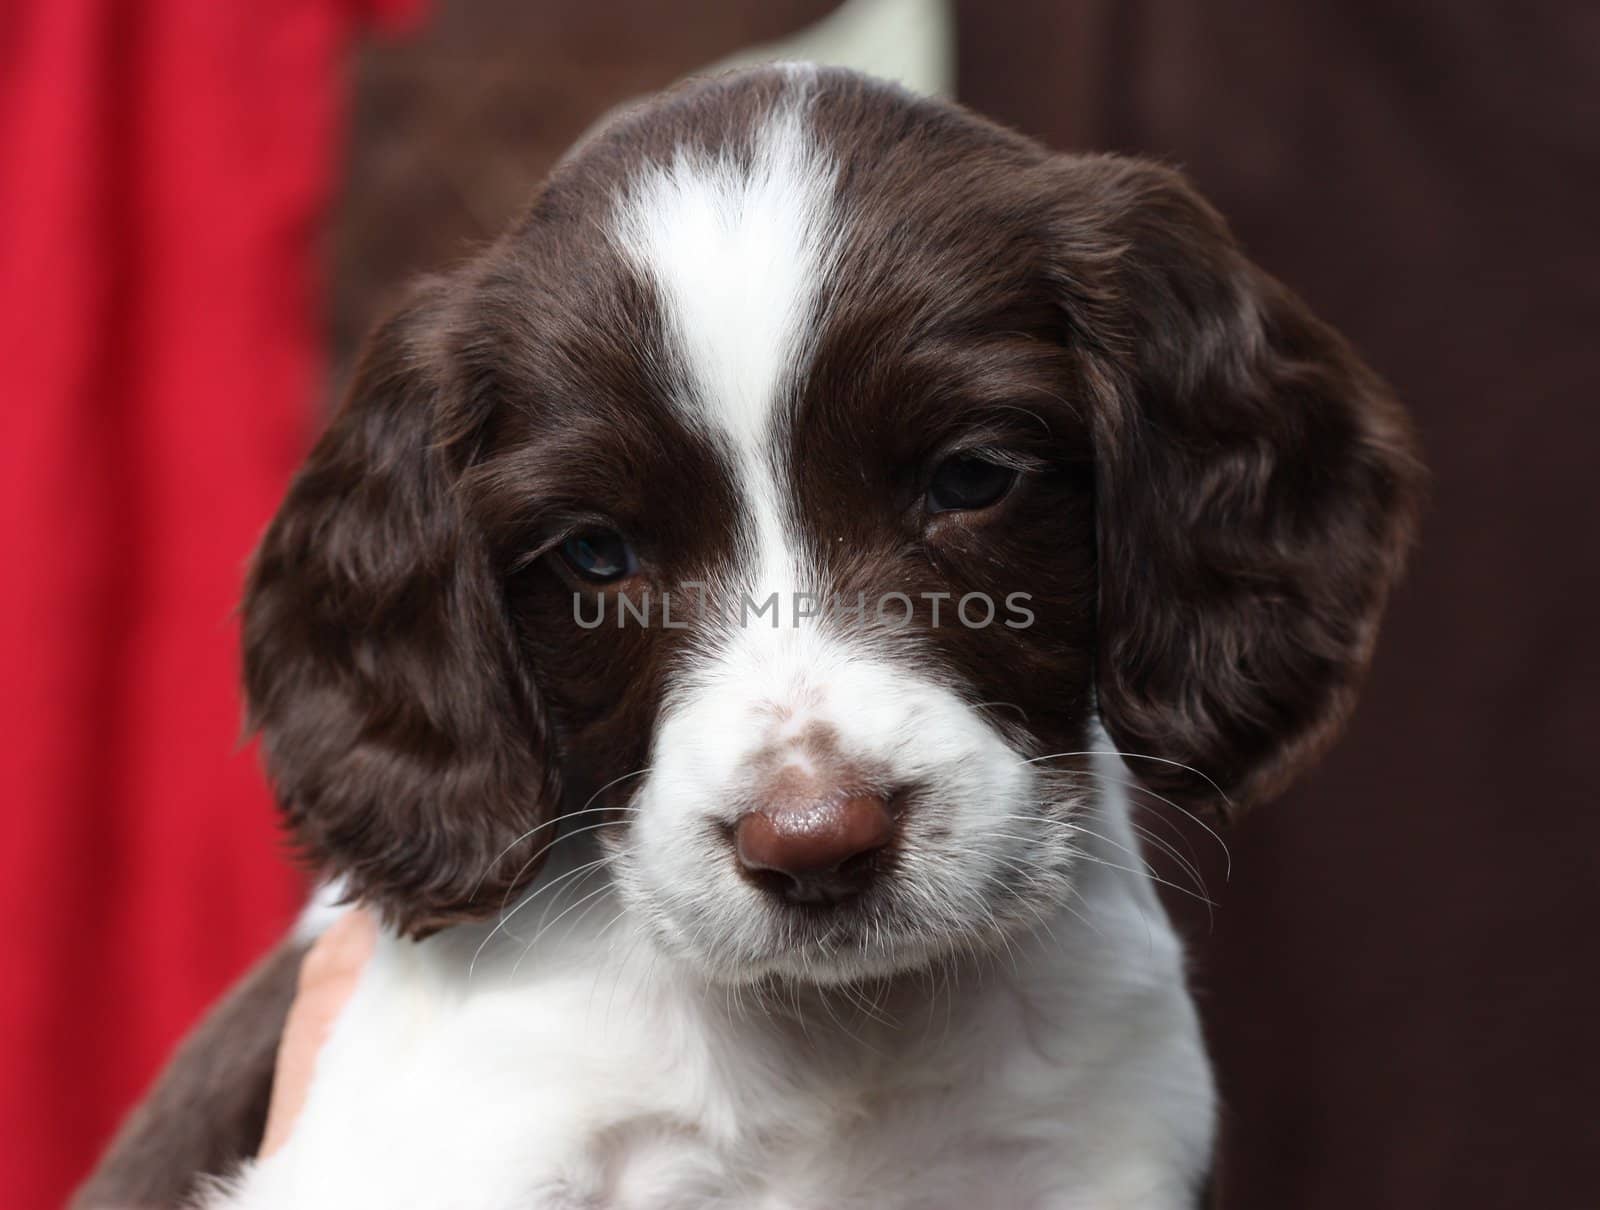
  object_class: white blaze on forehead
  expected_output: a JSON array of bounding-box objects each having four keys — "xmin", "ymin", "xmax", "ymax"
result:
[{"xmin": 609, "ymin": 94, "xmax": 839, "ymax": 607}]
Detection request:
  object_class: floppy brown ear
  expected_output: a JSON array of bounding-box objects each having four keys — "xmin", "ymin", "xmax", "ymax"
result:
[
  {"xmin": 242, "ymin": 280, "xmax": 558, "ymax": 936},
  {"xmin": 1050, "ymin": 157, "xmax": 1425, "ymax": 816}
]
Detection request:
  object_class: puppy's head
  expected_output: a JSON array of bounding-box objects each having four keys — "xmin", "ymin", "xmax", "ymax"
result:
[{"xmin": 243, "ymin": 67, "xmax": 1422, "ymax": 980}]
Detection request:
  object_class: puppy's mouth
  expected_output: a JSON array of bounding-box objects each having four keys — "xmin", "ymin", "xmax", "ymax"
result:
[
  {"xmin": 741, "ymin": 897, "xmax": 1023, "ymax": 987},
  {"xmin": 732, "ymin": 902, "xmax": 938, "ymax": 985},
  {"xmin": 687, "ymin": 839, "xmax": 1058, "ymax": 987}
]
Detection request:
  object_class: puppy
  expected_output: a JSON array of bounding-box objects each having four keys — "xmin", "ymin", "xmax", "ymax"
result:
[{"xmin": 77, "ymin": 65, "xmax": 1422, "ymax": 1209}]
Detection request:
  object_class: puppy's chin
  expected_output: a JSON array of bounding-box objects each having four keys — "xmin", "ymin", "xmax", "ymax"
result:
[{"xmin": 654, "ymin": 921, "xmax": 950, "ymax": 990}]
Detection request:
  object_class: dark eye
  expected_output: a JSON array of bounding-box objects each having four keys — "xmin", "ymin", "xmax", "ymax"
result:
[
  {"xmin": 560, "ymin": 529, "xmax": 637, "ymax": 583},
  {"xmin": 926, "ymin": 453, "xmax": 1019, "ymax": 514}
]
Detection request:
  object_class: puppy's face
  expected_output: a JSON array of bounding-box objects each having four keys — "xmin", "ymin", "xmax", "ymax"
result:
[{"xmin": 244, "ymin": 69, "xmax": 1421, "ymax": 982}]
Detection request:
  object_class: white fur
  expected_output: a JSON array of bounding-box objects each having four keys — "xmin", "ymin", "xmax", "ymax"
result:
[
  {"xmin": 290, "ymin": 879, "xmax": 349, "ymax": 945},
  {"xmin": 611, "ymin": 83, "xmax": 836, "ymax": 465},
  {"xmin": 206, "ymin": 88, "xmax": 1216, "ymax": 1209},
  {"xmin": 610, "ymin": 82, "xmax": 834, "ymax": 628}
]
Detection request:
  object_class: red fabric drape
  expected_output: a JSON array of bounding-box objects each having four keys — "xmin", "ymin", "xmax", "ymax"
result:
[{"xmin": 0, "ymin": 2, "xmax": 418, "ymax": 1204}]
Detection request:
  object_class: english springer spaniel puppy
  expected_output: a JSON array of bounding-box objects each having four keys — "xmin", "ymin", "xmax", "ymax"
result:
[{"xmin": 78, "ymin": 65, "xmax": 1422, "ymax": 1210}]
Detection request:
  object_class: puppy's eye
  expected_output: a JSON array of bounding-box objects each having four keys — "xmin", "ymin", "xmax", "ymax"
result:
[
  {"xmin": 926, "ymin": 453, "xmax": 1018, "ymax": 514},
  {"xmin": 560, "ymin": 530, "xmax": 637, "ymax": 583}
]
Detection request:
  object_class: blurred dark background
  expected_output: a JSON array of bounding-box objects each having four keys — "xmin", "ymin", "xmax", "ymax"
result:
[{"xmin": 4, "ymin": 2, "xmax": 1596, "ymax": 1206}]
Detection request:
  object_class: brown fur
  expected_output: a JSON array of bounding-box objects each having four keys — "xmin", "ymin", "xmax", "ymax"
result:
[{"xmin": 71, "ymin": 941, "xmax": 305, "ymax": 1209}]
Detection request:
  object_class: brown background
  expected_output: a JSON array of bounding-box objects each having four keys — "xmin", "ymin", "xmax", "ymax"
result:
[{"xmin": 333, "ymin": 3, "xmax": 1600, "ymax": 1204}]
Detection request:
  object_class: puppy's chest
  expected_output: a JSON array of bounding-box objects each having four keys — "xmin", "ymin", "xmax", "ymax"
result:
[
  {"xmin": 289, "ymin": 955, "xmax": 1064, "ymax": 1210},
  {"xmin": 577, "ymin": 1071, "xmax": 1034, "ymax": 1210}
]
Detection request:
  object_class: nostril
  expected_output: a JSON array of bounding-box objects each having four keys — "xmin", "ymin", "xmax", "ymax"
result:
[
  {"xmin": 834, "ymin": 848, "xmax": 879, "ymax": 883},
  {"xmin": 745, "ymin": 865, "xmax": 801, "ymax": 901}
]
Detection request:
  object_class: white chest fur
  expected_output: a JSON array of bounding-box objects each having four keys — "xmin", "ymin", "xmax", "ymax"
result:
[{"xmin": 208, "ymin": 798, "xmax": 1215, "ymax": 1210}]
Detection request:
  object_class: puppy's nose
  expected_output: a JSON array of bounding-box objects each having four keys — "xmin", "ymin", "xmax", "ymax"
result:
[{"xmin": 735, "ymin": 793, "xmax": 895, "ymax": 906}]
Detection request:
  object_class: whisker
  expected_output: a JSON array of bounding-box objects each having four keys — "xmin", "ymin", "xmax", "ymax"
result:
[
  {"xmin": 1125, "ymin": 818, "xmax": 1210, "ymax": 903},
  {"xmin": 1125, "ymin": 802, "xmax": 1209, "ymax": 885},
  {"xmin": 1026, "ymin": 755, "xmax": 1232, "ymax": 879},
  {"xmin": 464, "ymin": 793, "xmax": 636, "ymax": 909},
  {"xmin": 512, "ymin": 854, "xmax": 615, "ymax": 939},
  {"xmin": 1078, "ymin": 821, "xmax": 1214, "ymax": 931},
  {"xmin": 514, "ymin": 878, "xmax": 616, "ymax": 975},
  {"xmin": 1023, "ymin": 748, "xmax": 1232, "ymax": 809},
  {"xmin": 1066, "ymin": 834, "xmax": 1218, "ymax": 909},
  {"xmin": 495, "ymin": 816, "xmax": 631, "ymax": 917},
  {"xmin": 468, "ymin": 853, "xmax": 614, "ymax": 980}
]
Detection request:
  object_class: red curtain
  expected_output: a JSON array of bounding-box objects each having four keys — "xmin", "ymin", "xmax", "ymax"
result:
[{"xmin": 0, "ymin": 2, "xmax": 418, "ymax": 1204}]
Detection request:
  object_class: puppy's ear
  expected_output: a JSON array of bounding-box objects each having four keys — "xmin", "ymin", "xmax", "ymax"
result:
[
  {"xmin": 1050, "ymin": 157, "xmax": 1425, "ymax": 816},
  {"xmin": 242, "ymin": 281, "xmax": 557, "ymax": 936}
]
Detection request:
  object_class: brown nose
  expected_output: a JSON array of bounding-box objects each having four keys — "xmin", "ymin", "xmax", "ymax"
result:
[{"xmin": 734, "ymin": 793, "xmax": 895, "ymax": 905}]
